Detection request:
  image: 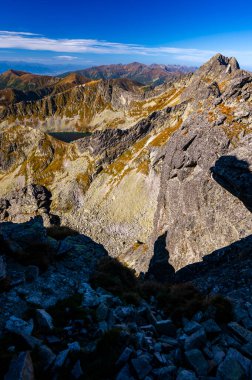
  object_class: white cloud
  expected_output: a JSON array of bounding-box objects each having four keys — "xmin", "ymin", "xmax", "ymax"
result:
[
  {"xmin": 4, "ymin": 30, "xmax": 252, "ymax": 66},
  {"xmin": 0, "ymin": 30, "xmax": 217, "ymax": 62},
  {"xmin": 55, "ymin": 55, "xmax": 78, "ymax": 60}
]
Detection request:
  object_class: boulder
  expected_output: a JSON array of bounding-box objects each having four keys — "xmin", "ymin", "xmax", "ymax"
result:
[
  {"xmin": 116, "ymin": 364, "xmax": 135, "ymax": 380},
  {"xmin": 71, "ymin": 360, "xmax": 84, "ymax": 379},
  {"xmin": 116, "ymin": 347, "xmax": 134, "ymax": 366},
  {"xmin": 184, "ymin": 328, "xmax": 207, "ymax": 350},
  {"xmin": 228, "ymin": 322, "xmax": 252, "ymax": 343},
  {"xmin": 36, "ymin": 344, "xmax": 56, "ymax": 370},
  {"xmin": 131, "ymin": 356, "xmax": 152, "ymax": 379},
  {"xmin": 5, "ymin": 316, "xmax": 34, "ymax": 336},
  {"xmin": 36, "ymin": 309, "xmax": 54, "ymax": 332},
  {"xmin": 225, "ymin": 348, "xmax": 251, "ymax": 376},
  {"xmin": 217, "ymin": 356, "xmax": 246, "ymax": 380},
  {"xmin": 185, "ymin": 349, "xmax": 209, "ymax": 376},
  {"xmin": 183, "ymin": 321, "xmax": 201, "ymax": 335}
]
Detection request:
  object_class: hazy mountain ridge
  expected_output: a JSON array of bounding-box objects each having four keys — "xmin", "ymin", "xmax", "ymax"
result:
[{"xmin": 60, "ymin": 62, "xmax": 196, "ymax": 85}]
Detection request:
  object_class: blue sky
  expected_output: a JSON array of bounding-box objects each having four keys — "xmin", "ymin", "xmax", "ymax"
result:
[{"xmin": 1, "ymin": 0, "xmax": 252, "ymax": 70}]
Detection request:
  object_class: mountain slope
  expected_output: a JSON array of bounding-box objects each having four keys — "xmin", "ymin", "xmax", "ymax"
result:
[
  {"xmin": 0, "ymin": 69, "xmax": 59, "ymax": 91},
  {"xmin": 0, "ymin": 75, "xmax": 188, "ymax": 132},
  {"xmin": 0, "ymin": 54, "xmax": 251, "ymax": 274}
]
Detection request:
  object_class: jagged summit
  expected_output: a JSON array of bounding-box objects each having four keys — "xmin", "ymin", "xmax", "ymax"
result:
[
  {"xmin": 209, "ymin": 53, "xmax": 239, "ymax": 68},
  {"xmin": 181, "ymin": 53, "xmax": 241, "ymax": 101},
  {"xmin": 203, "ymin": 53, "xmax": 240, "ymax": 73}
]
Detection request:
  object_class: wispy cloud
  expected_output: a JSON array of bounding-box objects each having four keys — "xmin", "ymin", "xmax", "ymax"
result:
[
  {"xmin": 55, "ymin": 55, "xmax": 78, "ymax": 60},
  {"xmin": 0, "ymin": 30, "xmax": 216, "ymax": 62},
  {"xmin": 0, "ymin": 31, "xmax": 41, "ymax": 36}
]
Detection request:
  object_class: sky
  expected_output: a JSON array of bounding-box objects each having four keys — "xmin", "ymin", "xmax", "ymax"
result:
[{"xmin": 1, "ymin": 0, "xmax": 252, "ymax": 72}]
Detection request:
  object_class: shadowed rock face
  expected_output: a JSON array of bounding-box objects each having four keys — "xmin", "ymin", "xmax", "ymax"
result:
[{"xmin": 211, "ymin": 155, "xmax": 252, "ymax": 212}]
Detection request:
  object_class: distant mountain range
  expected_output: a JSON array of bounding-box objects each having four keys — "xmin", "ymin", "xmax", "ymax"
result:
[
  {"xmin": 0, "ymin": 61, "xmax": 89, "ymax": 75},
  {"xmin": 0, "ymin": 61, "xmax": 197, "ymax": 83},
  {"xmin": 60, "ymin": 62, "xmax": 197, "ymax": 85}
]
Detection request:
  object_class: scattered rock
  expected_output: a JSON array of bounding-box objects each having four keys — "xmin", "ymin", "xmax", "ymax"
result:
[
  {"xmin": 4, "ymin": 351, "xmax": 34, "ymax": 380},
  {"xmin": 228, "ymin": 322, "xmax": 252, "ymax": 343},
  {"xmin": 5, "ymin": 316, "xmax": 34, "ymax": 336},
  {"xmin": 131, "ymin": 356, "xmax": 152, "ymax": 379},
  {"xmin": 184, "ymin": 328, "xmax": 206, "ymax": 350},
  {"xmin": 54, "ymin": 349, "xmax": 69, "ymax": 369},
  {"xmin": 116, "ymin": 347, "xmax": 134, "ymax": 366},
  {"xmin": 68, "ymin": 341, "xmax": 81, "ymax": 352},
  {"xmin": 36, "ymin": 309, "xmax": 54, "ymax": 332},
  {"xmin": 217, "ymin": 356, "xmax": 246, "ymax": 380},
  {"xmin": 176, "ymin": 369, "xmax": 198, "ymax": 380},
  {"xmin": 184, "ymin": 321, "xmax": 201, "ymax": 335},
  {"xmin": 116, "ymin": 364, "xmax": 135, "ymax": 380},
  {"xmin": 71, "ymin": 360, "xmax": 84, "ymax": 379},
  {"xmin": 96, "ymin": 303, "xmax": 109, "ymax": 321},
  {"xmin": 185, "ymin": 348, "xmax": 209, "ymax": 376},
  {"xmin": 225, "ymin": 348, "xmax": 251, "ymax": 376},
  {"xmin": 155, "ymin": 320, "xmax": 176, "ymax": 337},
  {"xmin": 202, "ymin": 319, "xmax": 221, "ymax": 335},
  {"xmin": 36, "ymin": 344, "xmax": 56, "ymax": 370}
]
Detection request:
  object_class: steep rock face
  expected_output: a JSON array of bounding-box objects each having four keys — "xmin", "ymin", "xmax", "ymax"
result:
[
  {"xmin": 153, "ymin": 118, "xmax": 252, "ymax": 270},
  {"xmin": 152, "ymin": 54, "xmax": 252, "ymax": 271}
]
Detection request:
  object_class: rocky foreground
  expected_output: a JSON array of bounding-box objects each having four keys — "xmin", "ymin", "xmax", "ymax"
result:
[{"xmin": 1, "ymin": 217, "xmax": 252, "ymax": 379}]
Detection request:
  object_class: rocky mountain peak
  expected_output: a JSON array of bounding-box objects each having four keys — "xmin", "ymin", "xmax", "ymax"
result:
[
  {"xmin": 181, "ymin": 53, "xmax": 241, "ymax": 101},
  {"xmin": 206, "ymin": 53, "xmax": 240, "ymax": 73}
]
